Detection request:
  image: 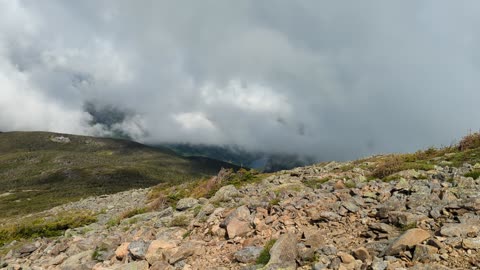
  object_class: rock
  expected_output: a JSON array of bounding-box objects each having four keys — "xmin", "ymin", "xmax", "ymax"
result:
[
  {"xmin": 338, "ymin": 252, "xmax": 355, "ymax": 264},
  {"xmin": 211, "ymin": 185, "xmax": 240, "ymax": 202},
  {"xmin": 145, "ymin": 239, "xmax": 178, "ymax": 264},
  {"xmin": 114, "ymin": 261, "xmax": 149, "ymax": 270},
  {"xmin": 17, "ymin": 243, "xmax": 38, "ymax": 255},
  {"xmin": 334, "ymin": 180, "xmax": 346, "ymax": 190},
  {"xmin": 60, "ymin": 250, "xmax": 93, "ymax": 270},
  {"xmin": 150, "ymin": 261, "xmax": 174, "ymax": 270},
  {"xmin": 440, "ymin": 223, "xmax": 480, "ymax": 237},
  {"xmin": 176, "ymin": 197, "xmax": 199, "ymax": 211},
  {"xmin": 115, "ymin": 242, "xmax": 130, "ymax": 259},
  {"xmin": 369, "ymin": 223, "xmax": 396, "ymax": 234},
  {"xmin": 317, "ymin": 245, "xmax": 337, "ymax": 256},
  {"xmin": 50, "ymin": 242, "xmax": 69, "ymax": 256},
  {"xmin": 128, "ymin": 240, "xmax": 150, "ymax": 260},
  {"xmin": 221, "ymin": 205, "xmax": 252, "ymax": 239},
  {"xmin": 265, "ymin": 233, "xmax": 298, "ymax": 270},
  {"xmin": 227, "ymin": 219, "xmax": 251, "ymax": 239},
  {"xmin": 352, "ymin": 247, "xmax": 370, "ymax": 262},
  {"xmin": 168, "ymin": 242, "xmax": 197, "ymax": 264},
  {"xmin": 413, "ymin": 244, "xmax": 438, "ymax": 263},
  {"xmin": 385, "ymin": 228, "xmax": 430, "ymax": 256},
  {"xmin": 234, "ymin": 246, "xmax": 263, "ymax": 263},
  {"xmin": 388, "ymin": 211, "xmax": 427, "ymax": 227},
  {"xmin": 371, "ymin": 257, "xmax": 387, "ymax": 270},
  {"xmin": 462, "ymin": 237, "xmax": 480, "ymax": 249}
]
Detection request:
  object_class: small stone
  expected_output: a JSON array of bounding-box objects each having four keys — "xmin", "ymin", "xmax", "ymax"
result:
[
  {"xmin": 413, "ymin": 244, "xmax": 438, "ymax": 263},
  {"xmin": 338, "ymin": 252, "xmax": 355, "ymax": 264},
  {"xmin": 113, "ymin": 261, "xmax": 149, "ymax": 270},
  {"xmin": 115, "ymin": 242, "xmax": 130, "ymax": 259},
  {"xmin": 352, "ymin": 247, "xmax": 370, "ymax": 262},
  {"xmin": 371, "ymin": 257, "xmax": 387, "ymax": 270}
]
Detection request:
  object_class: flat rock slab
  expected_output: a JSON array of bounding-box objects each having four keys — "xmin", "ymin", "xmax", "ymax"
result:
[{"xmin": 385, "ymin": 228, "xmax": 430, "ymax": 256}]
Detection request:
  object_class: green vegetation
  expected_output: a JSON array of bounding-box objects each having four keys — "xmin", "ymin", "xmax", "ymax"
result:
[
  {"xmin": 106, "ymin": 207, "xmax": 147, "ymax": 227},
  {"xmin": 465, "ymin": 170, "xmax": 480, "ymax": 180},
  {"xmin": 304, "ymin": 177, "xmax": 331, "ymax": 189},
  {"xmin": 357, "ymin": 133, "xmax": 480, "ymax": 179},
  {"xmin": 0, "ymin": 131, "xmax": 238, "ymax": 219},
  {"xmin": 256, "ymin": 239, "xmax": 277, "ymax": 265},
  {"xmin": 170, "ymin": 215, "xmax": 190, "ymax": 227},
  {"xmin": 0, "ymin": 211, "xmax": 96, "ymax": 246},
  {"xmin": 148, "ymin": 168, "xmax": 269, "ymax": 208}
]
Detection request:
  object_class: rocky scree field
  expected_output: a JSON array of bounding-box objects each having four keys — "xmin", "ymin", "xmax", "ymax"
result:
[{"xmin": 2, "ymin": 133, "xmax": 480, "ymax": 269}]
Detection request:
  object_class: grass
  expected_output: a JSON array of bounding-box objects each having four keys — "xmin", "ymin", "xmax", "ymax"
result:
[
  {"xmin": 0, "ymin": 131, "xmax": 238, "ymax": 219},
  {"xmin": 256, "ymin": 239, "xmax": 277, "ymax": 265},
  {"xmin": 106, "ymin": 207, "xmax": 147, "ymax": 227},
  {"xmin": 465, "ymin": 171, "xmax": 480, "ymax": 180},
  {"xmin": 170, "ymin": 215, "xmax": 190, "ymax": 227},
  {"xmin": 148, "ymin": 168, "xmax": 269, "ymax": 208},
  {"xmin": 304, "ymin": 177, "xmax": 331, "ymax": 189},
  {"xmin": 0, "ymin": 211, "xmax": 97, "ymax": 246}
]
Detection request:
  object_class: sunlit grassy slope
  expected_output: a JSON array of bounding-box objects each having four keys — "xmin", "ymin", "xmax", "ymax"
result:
[{"xmin": 0, "ymin": 131, "xmax": 238, "ymax": 218}]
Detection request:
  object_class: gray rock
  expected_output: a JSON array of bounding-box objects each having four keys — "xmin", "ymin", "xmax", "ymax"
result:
[
  {"xmin": 463, "ymin": 237, "xmax": 480, "ymax": 249},
  {"xmin": 211, "ymin": 185, "xmax": 240, "ymax": 202},
  {"xmin": 413, "ymin": 244, "xmax": 438, "ymax": 263},
  {"xmin": 60, "ymin": 250, "xmax": 93, "ymax": 270},
  {"xmin": 440, "ymin": 223, "xmax": 480, "ymax": 237},
  {"xmin": 265, "ymin": 233, "xmax": 298, "ymax": 270},
  {"xmin": 128, "ymin": 240, "xmax": 150, "ymax": 260},
  {"xmin": 176, "ymin": 197, "xmax": 199, "ymax": 211},
  {"xmin": 371, "ymin": 257, "xmax": 387, "ymax": 270},
  {"xmin": 234, "ymin": 246, "xmax": 263, "ymax": 263},
  {"xmin": 114, "ymin": 261, "xmax": 149, "ymax": 270}
]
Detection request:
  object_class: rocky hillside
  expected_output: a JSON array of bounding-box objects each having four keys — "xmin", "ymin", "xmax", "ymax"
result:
[{"xmin": 2, "ymin": 133, "xmax": 480, "ymax": 269}]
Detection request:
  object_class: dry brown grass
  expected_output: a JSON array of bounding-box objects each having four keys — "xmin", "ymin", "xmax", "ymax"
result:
[{"xmin": 458, "ymin": 132, "xmax": 480, "ymax": 151}]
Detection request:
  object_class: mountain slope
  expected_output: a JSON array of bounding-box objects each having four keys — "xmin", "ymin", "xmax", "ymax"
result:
[{"xmin": 0, "ymin": 131, "xmax": 238, "ymax": 217}]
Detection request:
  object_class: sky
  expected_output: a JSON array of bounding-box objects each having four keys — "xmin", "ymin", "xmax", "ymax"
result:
[{"xmin": 1, "ymin": 0, "xmax": 480, "ymax": 161}]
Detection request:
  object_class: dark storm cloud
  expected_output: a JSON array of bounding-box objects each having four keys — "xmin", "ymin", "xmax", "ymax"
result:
[{"xmin": 1, "ymin": 0, "xmax": 480, "ymax": 160}]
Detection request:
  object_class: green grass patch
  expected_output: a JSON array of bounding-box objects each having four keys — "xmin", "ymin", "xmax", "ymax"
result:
[
  {"xmin": 465, "ymin": 170, "xmax": 480, "ymax": 180},
  {"xmin": 256, "ymin": 239, "xmax": 277, "ymax": 265},
  {"xmin": 0, "ymin": 131, "xmax": 238, "ymax": 219},
  {"xmin": 304, "ymin": 177, "xmax": 330, "ymax": 189},
  {"xmin": 0, "ymin": 211, "xmax": 97, "ymax": 246}
]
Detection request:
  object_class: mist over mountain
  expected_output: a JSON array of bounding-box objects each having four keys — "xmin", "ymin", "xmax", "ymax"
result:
[{"xmin": 1, "ymin": 1, "xmax": 480, "ymax": 161}]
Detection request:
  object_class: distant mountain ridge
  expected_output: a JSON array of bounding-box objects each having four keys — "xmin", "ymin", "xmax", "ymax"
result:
[{"xmin": 162, "ymin": 143, "xmax": 315, "ymax": 172}]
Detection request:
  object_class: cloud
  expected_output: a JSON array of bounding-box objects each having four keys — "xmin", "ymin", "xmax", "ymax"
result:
[{"xmin": 1, "ymin": 0, "xmax": 480, "ymax": 160}]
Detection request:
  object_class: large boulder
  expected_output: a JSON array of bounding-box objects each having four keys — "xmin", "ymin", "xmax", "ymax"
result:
[
  {"xmin": 385, "ymin": 228, "xmax": 430, "ymax": 256},
  {"xmin": 176, "ymin": 197, "xmax": 199, "ymax": 211},
  {"xmin": 221, "ymin": 205, "xmax": 252, "ymax": 239},
  {"xmin": 211, "ymin": 185, "xmax": 240, "ymax": 203},
  {"xmin": 265, "ymin": 233, "xmax": 298, "ymax": 270}
]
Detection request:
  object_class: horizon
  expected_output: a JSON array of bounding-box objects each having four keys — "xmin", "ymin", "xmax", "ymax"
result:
[{"xmin": 2, "ymin": 1, "xmax": 480, "ymax": 161}]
